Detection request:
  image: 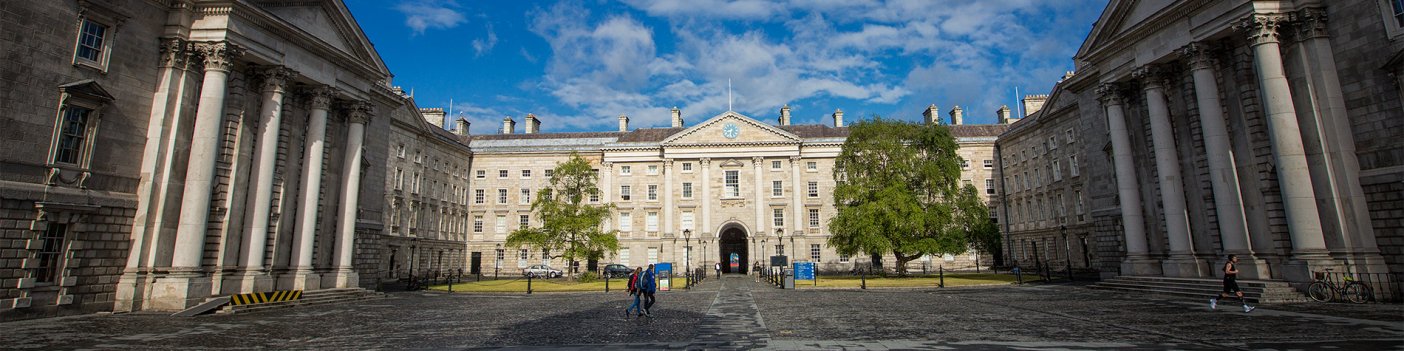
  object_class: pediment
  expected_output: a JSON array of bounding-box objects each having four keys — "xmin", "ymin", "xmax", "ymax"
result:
[
  {"xmin": 1077, "ymin": 0, "xmax": 1175, "ymax": 61},
  {"xmin": 255, "ymin": 0, "xmax": 390, "ymax": 76},
  {"xmin": 662, "ymin": 111, "xmax": 800, "ymax": 145}
]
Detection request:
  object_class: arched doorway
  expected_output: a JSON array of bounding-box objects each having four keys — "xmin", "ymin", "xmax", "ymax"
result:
[{"xmin": 719, "ymin": 226, "xmax": 748, "ymax": 274}]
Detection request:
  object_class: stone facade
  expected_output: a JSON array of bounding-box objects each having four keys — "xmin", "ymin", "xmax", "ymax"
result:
[
  {"xmin": 375, "ymin": 105, "xmax": 472, "ymax": 286},
  {"xmin": 997, "ymin": 90, "xmax": 1093, "ymax": 271}
]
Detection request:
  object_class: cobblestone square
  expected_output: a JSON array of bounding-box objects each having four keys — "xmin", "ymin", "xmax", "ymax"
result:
[{"xmin": 2, "ymin": 276, "xmax": 1400, "ymax": 350}]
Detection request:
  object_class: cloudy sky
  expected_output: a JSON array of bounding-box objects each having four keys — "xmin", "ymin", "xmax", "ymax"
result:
[{"xmin": 344, "ymin": 0, "xmax": 1109, "ymax": 134}]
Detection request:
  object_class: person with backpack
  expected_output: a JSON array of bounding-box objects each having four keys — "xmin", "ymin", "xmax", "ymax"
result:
[
  {"xmin": 624, "ymin": 267, "xmax": 643, "ymax": 317},
  {"xmin": 640, "ymin": 264, "xmax": 658, "ymax": 316}
]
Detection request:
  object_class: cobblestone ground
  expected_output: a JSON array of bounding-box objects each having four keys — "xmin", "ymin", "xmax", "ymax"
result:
[{"xmin": 1, "ymin": 276, "xmax": 1401, "ymax": 350}]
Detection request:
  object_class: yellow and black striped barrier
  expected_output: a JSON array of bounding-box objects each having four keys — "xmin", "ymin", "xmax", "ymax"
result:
[{"xmin": 228, "ymin": 290, "xmax": 302, "ymax": 306}]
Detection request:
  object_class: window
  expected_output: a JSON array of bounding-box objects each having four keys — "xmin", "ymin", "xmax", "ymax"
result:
[
  {"xmin": 476, "ymin": 170, "xmax": 486, "ymax": 179},
  {"xmin": 498, "ymin": 170, "xmax": 508, "ymax": 178},
  {"xmin": 473, "ymin": 216, "xmax": 483, "ymax": 233},
  {"xmin": 961, "ymin": 159, "xmax": 970, "ymax": 169},
  {"xmin": 647, "ymin": 165, "xmax": 658, "ymax": 175},
  {"xmin": 542, "ymin": 248, "xmax": 550, "ymax": 260},
  {"xmin": 806, "ymin": 161, "xmax": 817, "ymax": 171},
  {"xmin": 963, "ymin": 179, "xmax": 973, "ymax": 188},
  {"xmin": 396, "ymin": 144, "xmax": 406, "ymax": 158},
  {"xmin": 682, "ymin": 182, "xmax": 693, "ymax": 199},
  {"xmin": 1066, "ymin": 128, "xmax": 1075, "ymax": 144},
  {"xmin": 808, "ymin": 209, "xmax": 820, "ymax": 228},
  {"xmin": 724, "ymin": 170, "xmax": 739, "ymax": 197},
  {"xmin": 395, "ymin": 168, "xmax": 404, "ymax": 190},
  {"xmin": 983, "ymin": 159, "xmax": 994, "ymax": 169},
  {"xmin": 681, "ymin": 211, "xmax": 695, "ymax": 230},
  {"xmin": 52, "ymin": 105, "xmax": 94, "ymax": 165},
  {"xmin": 772, "ymin": 180, "xmax": 783, "ymax": 197},
  {"xmin": 840, "ymin": 253, "xmax": 850, "ymax": 263},
  {"xmin": 74, "ymin": 19, "xmax": 109, "ymax": 67},
  {"xmin": 1048, "ymin": 136, "xmax": 1058, "ymax": 149},
  {"xmin": 496, "ymin": 249, "xmax": 505, "ymax": 261},
  {"xmin": 1069, "ymin": 155, "xmax": 1079, "ymax": 177},
  {"xmin": 773, "ymin": 208, "xmax": 784, "ymax": 226},
  {"xmin": 620, "ymin": 185, "xmax": 631, "ymax": 201},
  {"xmin": 1014, "ymin": 175, "xmax": 1021, "ymax": 192},
  {"xmin": 497, "ymin": 189, "xmax": 508, "ymax": 204},
  {"xmin": 1053, "ymin": 160, "xmax": 1063, "ymax": 181},
  {"xmin": 682, "ymin": 162, "xmax": 693, "ymax": 172},
  {"xmin": 985, "ymin": 179, "xmax": 995, "ymax": 195},
  {"xmin": 474, "ymin": 189, "xmax": 484, "ymax": 204},
  {"xmin": 776, "ymin": 244, "xmax": 785, "ymax": 256},
  {"xmin": 520, "ymin": 188, "xmax": 531, "ymax": 204},
  {"xmin": 808, "ymin": 181, "xmax": 818, "ymax": 198},
  {"xmin": 989, "ymin": 205, "xmax": 998, "ymax": 218},
  {"xmin": 1034, "ymin": 169, "xmax": 1041, "ymax": 187},
  {"xmin": 771, "ymin": 160, "xmax": 782, "ymax": 169},
  {"xmin": 811, "ymin": 244, "xmax": 821, "ymax": 262},
  {"xmin": 647, "ymin": 248, "xmax": 659, "ymax": 264},
  {"xmin": 34, "ymin": 223, "xmax": 69, "ymax": 283},
  {"xmin": 519, "ymin": 249, "xmax": 529, "ymax": 267},
  {"xmin": 646, "ymin": 212, "xmax": 659, "ymax": 232},
  {"xmin": 620, "ymin": 166, "xmax": 632, "ymax": 175},
  {"xmin": 619, "ymin": 248, "xmax": 630, "ymax": 265},
  {"xmin": 544, "ymin": 169, "xmax": 554, "ymax": 178},
  {"xmin": 618, "ymin": 212, "xmax": 632, "ymax": 231},
  {"xmin": 519, "ymin": 214, "xmax": 530, "ymax": 228},
  {"xmin": 589, "ymin": 190, "xmax": 599, "ymax": 203},
  {"xmin": 647, "ymin": 184, "xmax": 658, "ymax": 201},
  {"xmin": 496, "ymin": 215, "xmax": 506, "ymax": 233},
  {"xmin": 1058, "ymin": 193, "xmax": 1067, "ymax": 219},
  {"xmin": 521, "ymin": 170, "xmax": 531, "ymax": 178}
]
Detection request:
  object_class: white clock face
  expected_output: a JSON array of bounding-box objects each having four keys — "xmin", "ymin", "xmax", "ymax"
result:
[{"xmin": 723, "ymin": 123, "xmax": 740, "ymax": 139}]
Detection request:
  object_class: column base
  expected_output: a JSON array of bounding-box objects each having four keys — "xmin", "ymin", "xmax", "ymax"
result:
[
  {"xmin": 323, "ymin": 269, "xmax": 360, "ymax": 289},
  {"xmin": 1121, "ymin": 255, "xmax": 1163, "ymax": 276},
  {"xmin": 222, "ymin": 271, "xmax": 274, "ymax": 294},
  {"xmin": 1338, "ymin": 251, "xmax": 1393, "ymax": 275},
  {"xmin": 1281, "ymin": 250, "xmax": 1338, "ymax": 284},
  {"xmin": 113, "ymin": 271, "xmax": 153, "ymax": 312},
  {"xmin": 1161, "ymin": 256, "xmax": 1208, "ymax": 278},
  {"xmin": 277, "ymin": 269, "xmax": 321, "ymax": 291},
  {"xmin": 148, "ymin": 273, "xmax": 212, "ymax": 311}
]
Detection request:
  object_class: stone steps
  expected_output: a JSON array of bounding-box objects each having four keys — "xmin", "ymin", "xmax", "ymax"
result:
[
  {"xmin": 1089, "ymin": 276, "xmax": 1308, "ymax": 304},
  {"xmin": 216, "ymin": 288, "xmax": 386, "ymax": 315}
]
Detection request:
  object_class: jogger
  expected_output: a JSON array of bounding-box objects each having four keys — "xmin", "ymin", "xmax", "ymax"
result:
[{"xmin": 1210, "ymin": 254, "xmax": 1254, "ymax": 313}]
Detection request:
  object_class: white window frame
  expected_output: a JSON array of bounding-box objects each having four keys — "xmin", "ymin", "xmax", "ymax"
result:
[
  {"xmin": 772, "ymin": 180, "xmax": 783, "ymax": 197},
  {"xmin": 620, "ymin": 185, "xmax": 631, "ymax": 201},
  {"xmin": 473, "ymin": 215, "xmax": 483, "ymax": 233},
  {"xmin": 646, "ymin": 212, "xmax": 659, "ymax": 232},
  {"xmin": 520, "ymin": 188, "xmax": 531, "ymax": 204},
  {"xmin": 808, "ymin": 181, "xmax": 818, "ymax": 198},
  {"xmin": 1053, "ymin": 160, "xmax": 1063, "ymax": 181},
  {"xmin": 806, "ymin": 161, "xmax": 817, "ymax": 171},
  {"xmin": 647, "ymin": 165, "xmax": 658, "ymax": 175},
  {"xmin": 771, "ymin": 160, "xmax": 782, "ymax": 170},
  {"xmin": 1069, "ymin": 155, "xmax": 1079, "ymax": 177},
  {"xmin": 476, "ymin": 170, "xmax": 486, "ymax": 179},
  {"xmin": 1380, "ymin": 0, "xmax": 1404, "ymax": 39},
  {"xmin": 48, "ymin": 88, "xmax": 107, "ymax": 168},
  {"xmin": 810, "ymin": 244, "xmax": 821, "ymax": 262},
  {"xmin": 682, "ymin": 162, "xmax": 693, "ymax": 172},
  {"xmin": 72, "ymin": 17, "xmax": 114, "ymax": 72},
  {"xmin": 647, "ymin": 248, "xmax": 659, "ymax": 264},
  {"xmin": 983, "ymin": 159, "xmax": 994, "ymax": 169},
  {"xmin": 647, "ymin": 184, "xmax": 658, "ymax": 201},
  {"xmin": 496, "ymin": 215, "xmax": 507, "ymax": 234},
  {"xmin": 521, "ymin": 169, "xmax": 531, "ymax": 178},
  {"xmin": 1048, "ymin": 136, "xmax": 1058, "ymax": 149},
  {"xmin": 808, "ymin": 208, "xmax": 820, "ymax": 228},
  {"xmin": 682, "ymin": 182, "xmax": 693, "ymax": 199},
  {"xmin": 519, "ymin": 214, "xmax": 530, "ymax": 228},
  {"xmin": 618, "ymin": 212, "xmax": 632, "ymax": 232},
  {"xmin": 681, "ymin": 211, "xmax": 695, "ymax": 231},
  {"xmin": 497, "ymin": 188, "xmax": 508, "ymax": 204},
  {"xmin": 773, "ymin": 208, "xmax": 784, "ymax": 227},
  {"xmin": 620, "ymin": 165, "xmax": 632, "ymax": 175},
  {"xmin": 985, "ymin": 178, "xmax": 995, "ymax": 195},
  {"xmin": 619, "ymin": 248, "xmax": 631, "ymax": 265},
  {"xmin": 724, "ymin": 170, "xmax": 739, "ymax": 197},
  {"xmin": 498, "ymin": 169, "xmax": 508, "ymax": 179},
  {"xmin": 1065, "ymin": 128, "xmax": 1075, "ymax": 144}
]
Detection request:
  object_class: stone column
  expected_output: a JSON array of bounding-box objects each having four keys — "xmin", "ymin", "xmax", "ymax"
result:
[
  {"xmin": 332, "ymin": 101, "xmax": 371, "ymax": 288},
  {"xmin": 229, "ymin": 66, "xmax": 295, "ymax": 294},
  {"xmin": 790, "ymin": 156, "xmax": 803, "ymax": 235},
  {"xmin": 153, "ymin": 41, "xmax": 243, "ymax": 310},
  {"xmin": 1133, "ymin": 66, "xmax": 1201, "ymax": 277},
  {"xmin": 753, "ymin": 157, "xmax": 766, "ymax": 235},
  {"xmin": 284, "ymin": 86, "xmax": 336, "ymax": 291},
  {"xmin": 1180, "ymin": 43, "xmax": 1270, "ymax": 279},
  {"xmin": 663, "ymin": 160, "xmax": 675, "ymax": 238},
  {"xmin": 601, "ymin": 162, "xmax": 613, "ymax": 231},
  {"xmin": 1097, "ymin": 83, "xmax": 1160, "ymax": 276},
  {"xmin": 1236, "ymin": 13, "xmax": 1332, "ymax": 281},
  {"xmin": 700, "ymin": 158, "xmax": 711, "ymax": 238}
]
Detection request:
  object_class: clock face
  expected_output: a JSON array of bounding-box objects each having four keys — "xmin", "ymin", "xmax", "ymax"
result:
[{"xmin": 722, "ymin": 123, "xmax": 740, "ymax": 139}]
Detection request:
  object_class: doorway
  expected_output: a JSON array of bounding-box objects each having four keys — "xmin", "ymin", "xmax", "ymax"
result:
[{"xmin": 718, "ymin": 227, "xmax": 749, "ymax": 274}]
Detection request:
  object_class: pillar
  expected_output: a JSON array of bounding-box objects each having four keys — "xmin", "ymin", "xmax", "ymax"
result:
[
  {"xmin": 152, "ymin": 41, "xmax": 243, "ymax": 310},
  {"xmin": 700, "ymin": 158, "xmax": 712, "ymax": 238},
  {"xmin": 790, "ymin": 156, "xmax": 803, "ymax": 237},
  {"xmin": 283, "ymin": 85, "xmax": 335, "ymax": 291},
  {"xmin": 331, "ymin": 101, "xmax": 371, "ymax": 288},
  {"xmin": 1236, "ymin": 13, "xmax": 1332, "ymax": 282},
  {"xmin": 1097, "ymin": 83, "xmax": 1160, "ymax": 276},
  {"xmin": 228, "ymin": 66, "xmax": 295, "ymax": 294},
  {"xmin": 663, "ymin": 160, "xmax": 675, "ymax": 239},
  {"xmin": 1133, "ymin": 66, "xmax": 1201, "ymax": 277},
  {"xmin": 753, "ymin": 157, "xmax": 766, "ymax": 235}
]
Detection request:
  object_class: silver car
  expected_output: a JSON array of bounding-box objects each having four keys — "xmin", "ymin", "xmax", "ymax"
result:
[{"xmin": 522, "ymin": 264, "xmax": 562, "ymax": 278}]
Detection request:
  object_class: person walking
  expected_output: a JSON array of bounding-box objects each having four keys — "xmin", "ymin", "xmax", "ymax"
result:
[
  {"xmin": 624, "ymin": 267, "xmax": 643, "ymax": 317},
  {"xmin": 1210, "ymin": 254, "xmax": 1255, "ymax": 313},
  {"xmin": 641, "ymin": 264, "xmax": 658, "ymax": 317}
]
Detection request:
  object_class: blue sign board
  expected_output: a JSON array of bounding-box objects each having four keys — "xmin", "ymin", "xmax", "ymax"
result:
[
  {"xmin": 656, "ymin": 262, "xmax": 673, "ymax": 291},
  {"xmin": 793, "ymin": 262, "xmax": 815, "ymax": 280}
]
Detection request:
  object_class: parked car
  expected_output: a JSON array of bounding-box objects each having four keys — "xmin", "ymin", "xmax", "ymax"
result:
[
  {"xmin": 522, "ymin": 264, "xmax": 562, "ymax": 278},
  {"xmin": 602, "ymin": 264, "xmax": 632, "ymax": 278}
]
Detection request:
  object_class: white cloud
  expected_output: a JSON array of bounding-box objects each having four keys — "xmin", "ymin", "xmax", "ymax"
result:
[
  {"xmin": 472, "ymin": 24, "xmax": 497, "ymax": 56},
  {"xmin": 396, "ymin": 0, "xmax": 466, "ymax": 35}
]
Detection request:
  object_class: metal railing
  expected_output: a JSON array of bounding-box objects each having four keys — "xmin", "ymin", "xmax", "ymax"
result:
[{"xmin": 1314, "ymin": 271, "xmax": 1404, "ymax": 303}]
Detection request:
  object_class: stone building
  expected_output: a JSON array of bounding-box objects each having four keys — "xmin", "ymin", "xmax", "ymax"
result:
[
  {"xmin": 997, "ymin": 87, "xmax": 1094, "ymax": 271},
  {"xmin": 1, "ymin": 0, "xmax": 398, "ymax": 320},
  {"xmin": 462, "ymin": 106, "xmax": 1008, "ymax": 276},
  {"xmin": 377, "ymin": 106, "xmax": 472, "ymax": 285},
  {"xmin": 1027, "ymin": 0, "xmax": 1403, "ymax": 282}
]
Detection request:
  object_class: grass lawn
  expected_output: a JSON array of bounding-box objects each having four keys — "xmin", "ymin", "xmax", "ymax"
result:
[
  {"xmin": 429, "ymin": 277, "xmax": 691, "ymax": 293},
  {"xmin": 792, "ymin": 273, "xmax": 1021, "ymax": 288}
]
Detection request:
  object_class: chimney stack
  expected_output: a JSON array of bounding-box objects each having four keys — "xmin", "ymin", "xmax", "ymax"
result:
[
  {"xmin": 949, "ymin": 105, "xmax": 963, "ymax": 125},
  {"xmin": 922, "ymin": 104, "xmax": 939, "ymax": 125},
  {"xmin": 618, "ymin": 114, "xmax": 630, "ymax": 132},
  {"xmin": 525, "ymin": 113, "xmax": 540, "ymax": 134},
  {"xmin": 779, "ymin": 105, "xmax": 791, "ymax": 126},
  {"xmin": 1021, "ymin": 94, "xmax": 1049, "ymax": 117},
  {"xmin": 671, "ymin": 107, "xmax": 683, "ymax": 128},
  {"xmin": 454, "ymin": 118, "xmax": 470, "ymax": 136},
  {"xmin": 420, "ymin": 108, "xmax": 446, "ymax": 128},
  {"xmin": 998, "ymin": 105, "xmax": 1012, "ymax": 124},
  {"xmin": 832, "ymin": 108, "xmax": 844, "ymax": 128},
  {"xmin": 502, "ymin": 116, "xmax": 516, "ymax": 134}
]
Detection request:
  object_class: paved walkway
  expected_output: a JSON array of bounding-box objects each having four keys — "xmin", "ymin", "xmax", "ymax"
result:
[{"xmin": 690, "ymin": 276, "xmax": 771, "ymax": 349}]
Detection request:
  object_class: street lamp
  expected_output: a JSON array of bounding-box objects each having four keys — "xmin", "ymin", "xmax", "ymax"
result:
[
  {"xmin": 683, "ymin": 229, "xmax": 692, "ymax": 288},
  {"xmin": 776, "ymin": 228, "xmax": 785, "ymax": 279}
]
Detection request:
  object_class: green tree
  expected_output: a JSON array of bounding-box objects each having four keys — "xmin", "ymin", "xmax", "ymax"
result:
[
  {"xmin": 506, "ymin": 152, "xmax": 618, "ymax": 277},
  {"xmin": 827, "ymin": 117, "xmax": 992, "ymax": 274}
]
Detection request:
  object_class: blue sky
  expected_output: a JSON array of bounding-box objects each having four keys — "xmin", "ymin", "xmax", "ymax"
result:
[{"xmin": 343, "ymin": 0, "xmax": 1109, "ymax": 134}]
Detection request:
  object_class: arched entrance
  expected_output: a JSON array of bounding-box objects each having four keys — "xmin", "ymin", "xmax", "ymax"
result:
[{"xmin": 718, "ymin": 226, "xmax": 749, "ymax": 274}]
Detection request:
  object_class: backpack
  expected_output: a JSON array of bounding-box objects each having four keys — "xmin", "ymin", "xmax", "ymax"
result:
[{"xmin": 627, "ymin": 273, "xmax": 638, "ymax": 294}]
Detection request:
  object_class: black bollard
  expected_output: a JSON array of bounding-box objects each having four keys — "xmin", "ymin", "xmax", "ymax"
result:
[
  {"xmin": 861, "ymin": 267, "xmax": 867, "ymax": 290},
  {"xmin": 527, "ymin": 274, "xmax": 533, "ymax": 295},
  {"xmin": 605, "ymin": 273, "xmax": 610, "ymax": 293},
  {"xmin": 939, "ymin": 266, "xmax": 945, "ymax": 288}
]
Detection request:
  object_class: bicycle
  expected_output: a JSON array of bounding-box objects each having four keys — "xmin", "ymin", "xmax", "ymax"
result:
[{"xmin": 1308, "ymin": 268, "xmax": 1372, "ymax": 303}]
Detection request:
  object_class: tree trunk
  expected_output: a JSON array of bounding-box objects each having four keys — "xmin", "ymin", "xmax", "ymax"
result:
[{"xmin": 892, "ymin": 251, "xmax": 918, "ymax": 275}]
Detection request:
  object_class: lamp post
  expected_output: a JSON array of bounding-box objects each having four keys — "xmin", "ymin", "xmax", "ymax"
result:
[
  {"xmin": 684, "ymin": 229, "xmax": 692, "ymax": 288},
  {"xmin": 1061, "ymin": 225, "xmax": 1072, "ymax": 281},
  {"xmin": 494, "ymin": 243, "xmax": 502, "ymax": 280},
  {"xmin": 776, "ymin": 228, "xmax": 785, "ymax": 281},
  {"xmin": 790, "ymin": 229, "xmax": 797, "ymax": 260}
]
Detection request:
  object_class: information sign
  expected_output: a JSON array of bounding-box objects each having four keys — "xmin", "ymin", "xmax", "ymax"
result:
[{"xmin": 793, "ymin": 262, "xmax": 815, "ymax": 280}]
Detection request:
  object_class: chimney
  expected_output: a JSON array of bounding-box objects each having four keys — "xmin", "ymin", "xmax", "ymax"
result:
[
  {"xmin": 502, "ymin": 116, "xmax": 515, "ymax": 134},
  {"xmin": 922, "ymin": 104, "xmax": 939, "ymax": 125},
  {"xmin": 998, "ymin": 105, "xmax": 1012, "ymax": 124},
  {"xmin": 949, "ymin": 105, "xmax": 963, "ymax": 125},
  {"xmin": 779, "ymin": 105, "xmax": 791, "ymax": 126},
  {"xmin": 618, "ymin": 114, "xmax": 630, "ymax": 132},
  {"xmin": 420, "ymin": 108, "xmax": 446, "ymax": 128},
  {"xmin": 454, "ymin": 118, "xmax": 470, "ymax": 136},
  {"xmin": 525, "ymin": 113, "xmax": 540, "ymax": 134},
  {"xmin": 832, "ymin": 108, "xmax": 844, "ymax": 128},
  {"xmin": 1021, "ymin": 94, "xmax": 1049, "ymax": 117},
  {"xmin": 671, "ymin": 107, "xmax": 683, "ymax": 128}
]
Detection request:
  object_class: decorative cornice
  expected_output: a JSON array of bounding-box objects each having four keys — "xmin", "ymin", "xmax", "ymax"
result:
[
  {"xmin": 157, "ymin": 37, "xmax": 194, "ymax": 70},
  {"xmin": 195, "ymin": 41, "xmax": 245, "ymax": 72},
  {"xmin": 1096, "ymin": 83, "xmax": 1125, "ymax": 106},
  {"xmin": 1291, "ymin": 7, "xmax": 1328, "ymax": 41},
  {"xmin": 256, "ymin": 66, "xmax": 296, "ymax": 94},
  {"xmin": 307, "ymin": 86, "xmax": 336, "ymax": 111},
  {"xmin": 1178, "ymin": 42, "xmax": 1216, "ymax": 71},
  {"xmin": 347, "ymin": 101, "xmax": 373, "ymax": 124},
  {"xmin": 1235, "ymin": 13, "xmax": 1287, "ymax": 47},
  {"xmin": 1131, "ymin": 65, "xmax": 1169, "ymax": 90}
]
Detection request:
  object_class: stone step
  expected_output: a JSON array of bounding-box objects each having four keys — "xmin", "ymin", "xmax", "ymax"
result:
[{"xmin": 1090, "ymin": 276, "xmax": 1308, "ymax": 304}]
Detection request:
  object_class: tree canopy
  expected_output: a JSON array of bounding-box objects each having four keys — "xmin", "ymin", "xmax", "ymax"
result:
[
  {"xmin": 827, "ymin": 117, "xmax": 997, "ymax": 274},
  {"xmin": 505, "ymin": 152, "xmax": 618, "ymax": 276}
]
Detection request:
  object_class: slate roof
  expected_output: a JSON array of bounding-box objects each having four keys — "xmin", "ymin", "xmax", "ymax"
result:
[
  {"xmin": 778, "ymin": 124, "xmax": 850, "ymax": 138},
  {"xmin": 947, "ymin": 124, "xmax": 1009, "ymax": 138}
]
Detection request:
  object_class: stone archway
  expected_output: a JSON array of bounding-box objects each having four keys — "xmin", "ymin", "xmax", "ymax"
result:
[{"xmin": 718, "ymin": 224, "xmax": 749, "ymax": 274}]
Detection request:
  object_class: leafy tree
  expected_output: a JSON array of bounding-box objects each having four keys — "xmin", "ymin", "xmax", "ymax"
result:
[
  {"xmin": 828, "ymin": 117, "xmax": 993, "ymax": 274},
  {"xmin": 506, "ymin": 152, "xmax": 618, "ymax": 277}
]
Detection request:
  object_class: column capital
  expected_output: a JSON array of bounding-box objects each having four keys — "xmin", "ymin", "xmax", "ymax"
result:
[
  {"xmin": 1177, "ymin": 42, "xmax": 1217, "ymax": 71},
  {"xmin": 789, "ymin": 155, "xmax": 802, "ymax": 162},
  {"xmin": 1131, "ymin": 65, "xmax": 1169, "ymax": 90},
  {"xmin": 601, "ymin": 161, "xmax": 613, "ymax": 169},
  {"xmin": 255, "ymin": 66, "xmax": 297, "ymax": 94},
  {"xmin": 1234, "ymin": 13, "xmax": 1287, "ymax": 47},
  {"xmin": 195, "ymin": 41, "xmax": 245, "ymax": 72},
  {"xmin": 158, "ymin": 37, "xmax": 195, "ymax": 70},
  {"xmin": 306, "ymin": 86, "xmax": 337, "ymax": 110},
  {"xmin": 662, "ymin": 159, "xmax": 674, "ymax": 167},
  {"xmin": 1096, "ymin": 83, "xmax": 1126, "ymax": 106},
  {"xmin": 1290, "ymin": 7, "xmax": 1329, "ymax": 41},
  {"xmin": 699, "ymin": 158, "xmax": 711, "ymax": 166},
  {"xmin": 347, "ymin": 101, "xmax": 373, "ymax": 124},
  {"xmin": 752, "ymin": 156, "xmax": 764, "ymax": 166}
]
